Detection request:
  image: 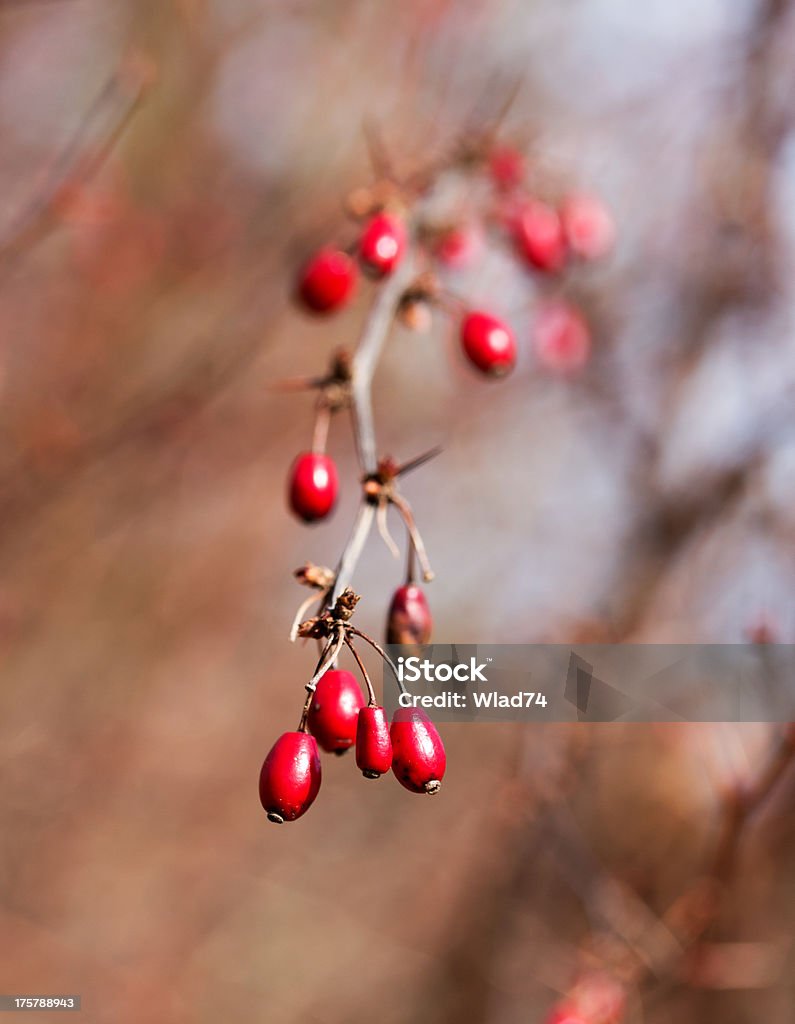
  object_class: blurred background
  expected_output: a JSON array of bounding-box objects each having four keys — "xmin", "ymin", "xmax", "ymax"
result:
[{"xmin": 1, "ymin": 1, "xmax": 795, "ymax": 1021}]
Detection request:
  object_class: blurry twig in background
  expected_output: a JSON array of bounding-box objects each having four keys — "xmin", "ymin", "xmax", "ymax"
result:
[{"xmin": 0, "ymin": 53, "xmax": 153, "ymax": 268}]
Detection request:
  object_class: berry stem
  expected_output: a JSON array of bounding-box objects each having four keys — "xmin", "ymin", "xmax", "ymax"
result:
[
  {"xmin": 350, "ymin": 250, "xmax": 417, "ymax": 474},
  {"xmin": 348, "ymin": 626, "xmax": 406, "ymax": 695},
  {"xmin": 390, "ymin": 491, "xmax": 434, "ymax": 582},
  {"xmin": 343, "ymin": 635, "xmax": 377, "ymax": 707},
  {"xmin": 376, "ymin": 501, "xmax": 401, "ymax": 560},
  {"xmin": 330, "ymin": 502, "xmax": 376, "ymax": 604},
  {"xmin": 297, "ymin": 629, "xmax": 346, "ymax": 731},
  {"xmin": 311, "ymin": 399, "xmax": 332, "ymax": 455},
  {"xmin": 405, "ymin": 537, "xmax": 416, "ymax": 585}
]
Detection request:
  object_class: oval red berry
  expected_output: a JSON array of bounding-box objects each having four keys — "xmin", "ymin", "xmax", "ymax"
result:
[
  {"xmin": 307, "ymin": 669, "xmax": 365, "ymax": 753},
  {"xmin": 288, "ymin": 452, "xmax": 338, "ymax": 523},
  {"xmin": 359, "ymin": 212, "xmax": 407, "ymax": 277},
  {"xmin": 533, "ymin": 303, "xmax": 591, "ymax": 373},
  {"xmin": 356, "ymin": 706, "xmax": 392, "ymax": 778},
  {"xmin": 390, "ymin": 707, "xmax": 446, "ymax": 794},
  {"xmin": 488, "ymin": 146, "xmax": 526, "ymax": 191},
  {"xmin": 259, "ymin": 731, "xmax": 322, "ymax": 823},
  {"xmin": 560, "ymin": 193, "xmax": 615, "ymax": 261},
  {"xmin": 386, "ymin": 583, "xmax": 432, "ymax": 645},
  {"xmin": 513, "ymin": 199, "xmax": 566, "ymax": 273},
  {"xmin": 460, "ymin": 311, "xmax": 517, "ymax": 377},
  {"xmin": 297, "ymin": 248, "xmax": 357, "ymax": 313}
]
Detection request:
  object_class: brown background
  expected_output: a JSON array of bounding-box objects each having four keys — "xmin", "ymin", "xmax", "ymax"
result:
[{"xmin": 1, "ymin": 2, "xmax": 795, "ymax": 1022}]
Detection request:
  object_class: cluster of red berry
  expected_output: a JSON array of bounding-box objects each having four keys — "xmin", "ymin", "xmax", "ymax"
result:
[
  {"xmin": 488, "ymin": 147, "xmax": 613, "ymax": 373},
  {"xmin": 287, "ymin": 146, "xmax": 613, "ymax": 525},
  {"xmin": 294, "ymin": 142, "xmax": 613, "ymax": 379},
  {"xmin": 259, "ymin": 667, "xmax": 446, "ymax": 824},
  {"xmin": 261, "ymin": 137, "xmax": 614, "ymax": 827}
]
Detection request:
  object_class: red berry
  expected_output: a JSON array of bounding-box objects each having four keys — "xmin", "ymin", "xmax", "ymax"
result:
[
  {"xmin": 434, "ymin": 224, "xmax": 483, "ymax": 269},
  {"xmin": 561, "ymin": 193, "xmax": 615, "ymax": 261},
  {"xmin": 386, "ymin": 583, "xmax": 432, "ymax": 645},
  {"xmin": 514, "ymin": 198, "xmax": 566, "ymax": 272},
  {"xmin": 549, "ymin": 973, "xmax": 625, "ymax": 1024},
  {"xmin": 359, "ymin": 212, "xmax": 407, "ymax": 276},
  {"xmin": 288, "ymin": 452, "xmax": 338, "ymax": 523},
  {"xmin": 460, "ymin": 311, "xmax": 517, "ymax": 377},
  {"xmin": 297, "ymin": 248, "xmax": 357, "ymax": 313},
  {"xmin": 307, "ymin": 669, "xmax": 365, "ymax": 753},
  {"xmin": 746, "ymin": 616, "xmax": 778, "ymax": 644},
  {"xmin": 545, "ymin": 1009, "xmax": 588, "ymax": 1024},
  {"xmin": 390, "ymin": 707, "xmax": 446, "ymax": 794},
  {"xmin": 533, "ymin": 302, "xmax": 591, "ymax": 373},
  {"xmin": 356, "ymin": 706, "xmax": 393, "ymax": 778},
  {"xmin": 489, "ymin": 146, "xmax": 526, "ymax": 190},
  {"xmin": 259, "ymin": 731, "xmax": 321, "ymax": 823}
]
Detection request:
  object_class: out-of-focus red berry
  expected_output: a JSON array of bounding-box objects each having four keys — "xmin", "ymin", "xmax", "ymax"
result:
[
  {"xmin": 359, "ymin": 212, "xmax": 407, "ymax": 276},
  {"xmin": 489, "ymin": 146, "xmax": 526, "ymax": 190},
  {"xmin": 460, "ymin": 311, "xmax": 517, "ymax": 377},
  {"xmin": 533, "ymin": 302, "xmax": 591, "ymax": 372},
  {"xmin": 434, "ymin": 225, "xmax": 483, "ymax": 269},
  {"xmin": 386, "ymin": 583, "xmax": 432, "ymax": 645},
  {"xmin": 297, "ymin": 249, "xmax": 357, "ymax": 313},
  {"xmin": 514, "ymin": 198, "xmax": 567, "ymax": 273},
  {"xmin": 561, "ymin": 193, "xmax": 616, "ymax": 261}
]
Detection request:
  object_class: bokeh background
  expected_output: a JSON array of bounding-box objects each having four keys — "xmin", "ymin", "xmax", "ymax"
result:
[{"xmin": 1, "ymin": 1, "xmax": 795, "ymax": 1022}]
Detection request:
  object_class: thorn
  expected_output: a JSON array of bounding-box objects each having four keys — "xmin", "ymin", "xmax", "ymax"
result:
[{"xmin": 396, "ymin": 445, "xmax": 443, "ymax": 477}]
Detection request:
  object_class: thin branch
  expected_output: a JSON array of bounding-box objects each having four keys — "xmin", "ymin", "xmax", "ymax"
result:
[
  {"xmin": 311, "ymin": 400, "xmax": 331, "ymax": 454},
  {"xmin": 350, "ymin": 251, "xmax": 417, "ymax": 473},
  {"xmin": 297, "ymin": 629, "xmax": 346, "ymax": 731},
  {"xmin": 330, "ymin": 502, "xmax": 376, "ymax": 603},
  {"xmin": 619, "ymin": 726, "xmax": 795, "ymax": 988},
  {"xmin": 0, "ymin": 57, "xmax": 150, "ymax": 267}
]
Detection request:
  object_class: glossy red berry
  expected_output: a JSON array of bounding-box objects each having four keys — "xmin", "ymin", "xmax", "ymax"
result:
[
  {"xmin": 561, "ymin": 193, "xmax": 615, "ymax": 261},
  {"xmin": 489, "ymin": 146, "xmax": 526, "ymax": 190},
  {"xmin": 514, "ymin": 198, "xmax": 567, "ymax": 273},
  {"xmin": 356, "ymin": 706, "xmax": 393, "ymax": 778},
  {"xmin": 288, "ymin": 452, "xmax": 338, "ymax": 523},
  {"xmin": 307, "ymin": 669, "xmax": 365, "ymax": 753},
  {"xmin": 533, "ymin": 302, "xmax": 591, "ymax": 372},
  {"xmin": 259, "ymin": 731, "xmax": 321, "ymax": 824},
  {"xmin": 386, "ymin": 583, "xmax": 432, "ymax": 645},
  {"xmin": 359, "ymin": 212, "xmax": 407, "ymax": 277},
  {"xmin": 390, "ymin": 708, "xmax": 446, "ymax": 794},
  {"xmin": 297, "ymin": 248, "xmax": 357, "ymax": 313},
  {"xmin": 460, "ymin": 311, "xmax": 517, "ymax": 377}
]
